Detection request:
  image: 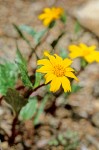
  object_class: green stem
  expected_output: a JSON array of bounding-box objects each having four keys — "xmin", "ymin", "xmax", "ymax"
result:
[{"xmin": 28, "ymin": 29, "xmax": 50, "ymax": 63}]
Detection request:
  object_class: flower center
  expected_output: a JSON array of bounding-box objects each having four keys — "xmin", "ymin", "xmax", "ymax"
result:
[{"xmin": 53, "ymin": 64, "xmax": 65, "ymax": 77}]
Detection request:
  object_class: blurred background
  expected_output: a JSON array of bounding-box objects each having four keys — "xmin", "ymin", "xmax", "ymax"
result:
[{"xmin": 0, "ymin": 0, "xmax": 99, "ymax": 149}]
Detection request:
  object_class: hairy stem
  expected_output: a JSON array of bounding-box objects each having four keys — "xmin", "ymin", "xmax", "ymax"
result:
[
  {"xmin": 24, "ymin": 83, "xmax": 46, "ymax": 98},
  {"xmin": 8, "ymin": 115, "xmax": 18, "ymax": 146}
]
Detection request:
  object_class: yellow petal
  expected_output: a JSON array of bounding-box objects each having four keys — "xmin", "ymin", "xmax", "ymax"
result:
[
  {"xmin": 38, "ymin": 14, "xmax": 47, "ymax": 20},
  {"xmin": 54, "ymin": 54, "xmax": 63, "ymax": 62},
  {"xmin": 68, "ymin": 44, "xmax": 83, "ymax": 59},
  {"xmin": 69, "ymin": 52, "xmax": 82, "ymax": 59},
  {"xmin": 43, "ymin": 18, "xmax": 53, "ymax": 26},
  {"xmin": 50, "ymin": 77, "xmax": 61, "ymax": 92},
  {"xmin": 44, "ymin": 52, "xmax": 57, "ymax": 64},
  {"xmin": 37, "ymin": 66, "xmax": 53, "ymax": 73},
  {"xmin": 63, "ymin": 58, "xmax": 73, "ymax": 67},
  {"xmin": 37, "ymin": 59, "xmax": 52, "ymax": 66},
  {"xmin": 44, "ymin": 8, "xmax": 51, "ymax": 13},
  {"xmin": 68, "ymin": 45, "xmax": 82, "ymax": 52},
  {"xmin": 61, "ymin": 76, "xmax": 71, "ymax": 92},
  {"xmin": 44, "ymin": 73, "xmax": 56, "ymax": 84},
  {"xmin": 95, "ymin": 52, "xmax": 99, "ymax": 62},
  {"xmin": 66, "ymin": 67, "xmax": 75, "ymax": 72},
  {"xmin": 80, "ymin": 43, "xmax": 88, "ymax": 49},
  {"xmin": 65, "ymin": 72, "xmax": 78, "ymax": 81},
  {"xmin": 89, "ymin": 45, "xmax": 96, "ymax": 51},
  {"xmin": 85, "ymin": 50, "xmax": 99, "ymax": 63},
  {"xmin": 84, "ymin": 54, "xmax": 95, "ymax": 63}
]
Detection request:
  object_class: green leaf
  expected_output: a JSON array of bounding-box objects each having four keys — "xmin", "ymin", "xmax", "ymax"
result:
[
  {"xmin": 48, "ymin": 20, "xmax": 56, "ymax": 29},
  {"xmin": 80, "ymin": 58, "xmax": 88, "ymax": 68},
  {"xmin": 58, "ymin": 134, "xmax": 64, "ymax": 142},
  {"xmin": 34, "ymin": 29, "xmax": 47, "ymax": 44},
  {"xmin": 49, "ymin": 139, "xmax": 59, "ymax": 146},
  {"xmin": 34, "ymin": 95, "xmax": 48, "ymax": 125},
  {"xmin": 19, "ymin": 25, "xmax": 36, "ymax": 37},
  {"xmin": 0, "ymin": 62, "xmax": 18, "ymax": 95},
  {"xmin": 4, "ymin": 89, "xmax": 27, "ymax": 114},
  {"xmin": 74, "ymin": 21, "xmax": 81, "ymax": 33},
  {"xmin": 60, "ymin": 13, "xmax": 67, "ymax": 24},
  {"xmin": 71, "ymin": 84, "xmax": 82, "ymax": 93},
  {"xmin": 13, "ymin": 24, "xmax": 30, "ymax": 45},
  {"xmin": 19, "ymin": 25, "xmax": 47, "ymax": 44},
  {"xmin": 16, "ymin": 47, "xmax": 33, "ymax": 88},
  {"xmin": 33, "ymin": 72, "xmax": 42, "ymax": 88},
  {"xmin": 16, "ymin": 46, "xmax": 27, "ymax": 67},
  {"xmin": 19, "ymin": 97, "xmax": 37, "ymax": 120},
  {"xmin": 59, "ymin": 48, "xmax": 68, "ymax": 59}
]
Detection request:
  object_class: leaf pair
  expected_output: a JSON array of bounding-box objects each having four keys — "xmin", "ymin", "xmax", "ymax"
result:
[{"xmin": 19, "ymin": 25, "xmax": 47, "ymax": 44}]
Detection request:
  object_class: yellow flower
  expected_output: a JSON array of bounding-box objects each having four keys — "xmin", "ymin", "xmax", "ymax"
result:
[
  {"xmin": 36, "ymin": 52, "xmax": 78, "ymax": 92},
  {"xmin": 68, "ymin": 43, "xmax": 99, "ymax": 63},
  {"xmin": 38, "ymin": 7, "xmax": 63, "ymax": 26},
  {"xmin": 92, "ymin": 51, "xmax": 99, "ymax": 62}
]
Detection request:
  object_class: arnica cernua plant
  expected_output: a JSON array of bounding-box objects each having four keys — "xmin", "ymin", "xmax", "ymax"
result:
[
  {"xmin": 38, "ymin": 7, "xmax": 64, "ymax": 26},
  {"xmin": 1, "ymin": 3, "xmax": 99, "ymax": 149},
  {"xmin": 37, "ymin": 51, "xmax": 78, "ymax": 92}
]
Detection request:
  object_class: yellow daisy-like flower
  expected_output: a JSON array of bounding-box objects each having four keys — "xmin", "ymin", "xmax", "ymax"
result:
[
  {"xmin": 36, "ymin": 52, "xmax": 78, "ymax": 93},
  {"xmin": 68, "ymin": 43, "xmax": 99, "ymax": 63},
  {"xmin": 92, "ymin": 51, "xmax": 99, "ymax": 62},
  {"xmin": 38, "ymin": 7, "xmax": 63, "ymax": 26}
]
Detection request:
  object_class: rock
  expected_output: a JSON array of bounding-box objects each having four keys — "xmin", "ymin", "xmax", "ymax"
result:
[
  {"xmin": 36, "ymin": 139, "xmax": 49, "ymax": 148},
  {"xmin": 73, "ymin": 0, "xmax": 99, "ymax": 37},
  {"xmin": 15, "ymin": 143, "xmax": 24, "ymax": 150},
  {"xmin": 55, "ymin": 107, "xmax": 71, "ymax": 118},
  {"xmin": 92, "ymin": 112, "xmax": 99, "ymax": 127},
  {"xmin": 92, "ymin": 80, "xmax": 99, "ymax": 98},
  {"xmin": 1, "ymin": 142, "xmax": 9, "ymax": 150},
  {"xmin": 93, "ymin": 100, "xmax": 99, "ymax": 112},
  {"xmin": 80, "ymin": 145, "xmax": 89, "ymax": 150}
]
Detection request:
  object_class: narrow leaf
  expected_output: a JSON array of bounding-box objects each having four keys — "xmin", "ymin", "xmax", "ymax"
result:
[
  {"xmin": 33, "ymin": 72, "xmax": 42, "ymax": 88},
  {"xmin": 19, "ymin": 25, "xmax": 47, "ymax": 44},
  {"xmin": 16, "ymin": 47, "xmax": 33, "ymax": 88},
  {"xmin": 34, "ymin": 95, "xmax": 48, "ymax": 125},
  {"xmin": 34, "ymin": 29, "xmax": 47, "ymax": 44},
  {"xmin": 13, "ymin": 24, "xmax": 30, "ymax": 45},
  {"xmin": 74, "ymin": 21, "xmax": 81, "ymax": 33},
  {"xmin": 19, "ymin": 97, "xmax": 37, "ymax": 120},
  {"xmin": 19, "ymin": 25, "xmax": 36, "ymax": 37}
]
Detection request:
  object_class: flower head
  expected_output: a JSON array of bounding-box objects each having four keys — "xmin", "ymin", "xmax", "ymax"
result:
[
  {"xmin": 68, "ymin": 43, "xmax": 99, "ymax": 63},
  {"xmin": 38, "ymin": 7, "xmax": 63, "ymax": 26},
  {"xmin": 36, "ymin": 52, "xmax": 78, "ymax": 92},
  {"xmin": 92, "ymin": 51, "xmax": 99, "ymax": 62}
]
